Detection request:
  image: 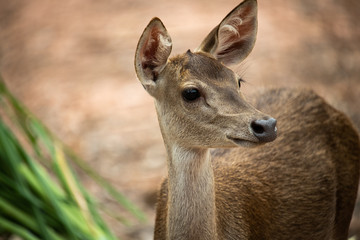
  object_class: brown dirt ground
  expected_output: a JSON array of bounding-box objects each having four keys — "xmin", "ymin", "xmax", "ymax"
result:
[{"xmin": 0, "ymin": 0, "xmax": 359, "ymax": 239}]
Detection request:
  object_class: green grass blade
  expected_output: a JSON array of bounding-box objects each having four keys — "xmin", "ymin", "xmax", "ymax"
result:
[
  {"xmin": 65, "ymin": 146, "xmax": 147, "ymax": 222},
  {"xmin": 0, "ymin": 217, "xmax": 40, "ymax": 240},
  {"xmin": 0, "ymin": 198, "xmax": 38, "ymax": 232}
]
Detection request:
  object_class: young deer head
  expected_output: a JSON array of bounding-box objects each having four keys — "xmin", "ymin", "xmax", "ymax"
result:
[{"xmin": 135, "ymin": 0, "xmax": 277, "ymax": 150}]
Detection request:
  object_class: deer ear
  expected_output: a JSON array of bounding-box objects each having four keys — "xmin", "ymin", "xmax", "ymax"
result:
[
  {"xmin": 135, "ymin": 18, "xmax": 172, "ymax": 96},
  {"xmin": 196, "ymin": 0, "xmax": 257, "ymax": 66}
]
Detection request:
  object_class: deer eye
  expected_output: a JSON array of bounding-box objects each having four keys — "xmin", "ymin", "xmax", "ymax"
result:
[{"xmin": 182, "ymin": 88, "xmax": 200, "ymax": 102}]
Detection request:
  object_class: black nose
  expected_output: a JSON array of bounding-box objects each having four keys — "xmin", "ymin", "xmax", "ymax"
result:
[{"xmin": 251, "ymin": 118, "xmax": 277, "ymax": 142}]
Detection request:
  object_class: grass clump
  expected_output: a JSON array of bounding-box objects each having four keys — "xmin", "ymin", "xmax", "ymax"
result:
[{"xmin": 0, "ymin": 74, "xmax": 145, "ymax": 239}]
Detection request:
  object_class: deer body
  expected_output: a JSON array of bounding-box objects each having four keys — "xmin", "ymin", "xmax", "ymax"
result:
[
  {"xmin": 155, "ymin": 88, "xmax": 360, "ymax": 240},
  {"xmin": 134, "ymin": 0, "xmax": 360, "ymax": 239}
]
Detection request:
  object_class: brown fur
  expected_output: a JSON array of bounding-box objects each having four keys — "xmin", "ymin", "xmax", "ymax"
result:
[{"xmin": 154, "ymin": 88, "xmax": 360, "ymax": 239}]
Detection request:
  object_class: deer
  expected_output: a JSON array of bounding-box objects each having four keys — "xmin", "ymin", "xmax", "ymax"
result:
[{"xmin": 134, "ymin": 0, "xmax": 360, "ymax": 239}]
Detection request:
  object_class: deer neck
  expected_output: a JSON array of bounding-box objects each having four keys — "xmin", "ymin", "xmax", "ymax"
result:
[{"xmin": 165, "ymin": 144, "xmax": 217, "ymax": 240}]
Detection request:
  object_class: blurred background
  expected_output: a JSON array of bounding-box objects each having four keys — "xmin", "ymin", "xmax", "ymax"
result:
[{"xmin": 0, "ymin": 0, "xmax": 359, "ymax": 239}]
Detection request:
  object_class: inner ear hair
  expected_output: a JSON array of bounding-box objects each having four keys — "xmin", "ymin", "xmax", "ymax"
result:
[{"xmin": 195, "ymin": 0, "xmax": 258, "ymax": 66}]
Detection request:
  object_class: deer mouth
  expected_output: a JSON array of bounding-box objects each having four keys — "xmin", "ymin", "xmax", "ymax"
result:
[{"xmin": 226, "ymin": 135, "xmax": 259, "ymax": 147}]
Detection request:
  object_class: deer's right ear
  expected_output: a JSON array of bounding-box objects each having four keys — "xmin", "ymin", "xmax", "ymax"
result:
[
  {"xmin": 195, "ymin": 0, "xmax": 257, "ymax": 66},
  {"xmin": 135, "ymin": 18, "xmax": 172, "ymax": 96}
]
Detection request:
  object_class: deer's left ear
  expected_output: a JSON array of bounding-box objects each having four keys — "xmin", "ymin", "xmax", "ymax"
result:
[{"xmin": 196, "ymin": 0, "xmax": 257, "ymax": 66}]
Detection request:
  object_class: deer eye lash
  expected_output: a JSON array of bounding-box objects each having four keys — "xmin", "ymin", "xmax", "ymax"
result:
[{"xmin": 238, "ymin": 78, "xmax": 245, "ymax": 88}]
